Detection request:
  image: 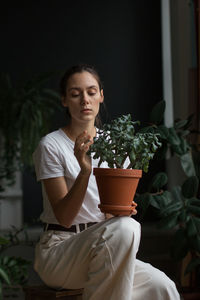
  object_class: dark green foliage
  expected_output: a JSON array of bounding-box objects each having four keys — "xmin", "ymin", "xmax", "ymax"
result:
[
  {"xmin": 88, "ymin": 114, "xmax": 162, "ymax": 172},
  {"xmin": 89, "ymin": 101, "xmax": 200, "ymax": 278},
  {"xmin": 182, "ymin": 176, "xmax": 199, "ymax": 198},
  {"xmin": 0, "ymin": 227, "xmax": 32, "ymax": 298},
  {"xmin": 149, "ymin": 172, "xmax": 168, "ymax": 191},
  {"xmin": 0, "ymin": 72, "xmax": 61, "ymax": 191},
  {"xmin": 149, "ymin": 100, "xmax": 166, "ymax": 124},
  {"xmin": 0, "ymin": 256, "xmax": 30, "ymax": 295},
  {"xmin": 180, "ymin": 152, "xmax": 196, "ymax": 177},
  {"xmin": 135, "ymin": 100, "xmax": 200, "ymax": 279}
]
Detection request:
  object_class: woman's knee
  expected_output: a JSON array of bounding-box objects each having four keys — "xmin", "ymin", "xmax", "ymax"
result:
[
  {"xmin": 118, "ymin": 216, "xmax": 140, "ymax": 234},
  {"xmin": 106, "ymin": 216, "xmax": 141, "ymax": 246}
]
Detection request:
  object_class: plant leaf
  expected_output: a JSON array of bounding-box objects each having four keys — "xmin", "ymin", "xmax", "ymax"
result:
[
  {"xmin": 156, "ymin": 125, "xmax": 169, "ymax": 139},
  {"xmin": 192, "ymin": 150, "xmax": 200, "ymax": 180},
  {"xmin": 150, "ymin": 100, "xmax": 166, "ymax": 125},
  {"xmin": 157, "ymin": 212, "xmax": 178, "ymax": 229},
  {"xmin": 181, "ymin": 176, "xmax": 199, "ymax": 198},
  {"xmin": 186, "ymin": 217, "xmax": 198, "ymax": 236},
  {"xmin": 150, "ymin": 172, "xmax": 168, "ymax": 190},
  {"xmin": 0, "ymin": 236, "xmax": 9, "ymax": 245},
  {"xmin": 149, "ymin": 195, "xmax": 161, "ymax": 209},
  {"xmin": 189, "ymin": 198, "xmax": 200, "ymax": 206},
  {"xmin": 174, "ymin": 119, "xmax": 188, "ymax": 129},
  {"xmin": 167, "ymin": 128, "xmax": 180, "ymax": 146},
  {"xmin": 0, "ymin": 267, "xmax": 11, "ymax": 285},
  {"xmin": 188, "ymin": 205, "xmax": 200, "ymax": 215},
  {"xmin": 180, "ymin": 152, "xmax": 196, "ymax": 177},
  {"xmin": 160, "ymin": 201, "xmax": 182, "ymax": 217}
]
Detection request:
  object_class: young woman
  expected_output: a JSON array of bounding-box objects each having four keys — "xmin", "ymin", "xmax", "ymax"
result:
[{"xmin": 33, "ymin": 64, "xmax": 180, "ymax": 300}]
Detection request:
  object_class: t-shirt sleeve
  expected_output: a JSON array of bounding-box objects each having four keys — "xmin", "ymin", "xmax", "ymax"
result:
[{"xmin": 33, "ymin": 138, "xmax": 65, "ymax": 181}]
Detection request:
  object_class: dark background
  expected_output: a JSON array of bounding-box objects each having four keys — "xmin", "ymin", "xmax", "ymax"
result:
[{"xmin": 0, "ymin": 0, "xmax": 163, "ymax": 223}]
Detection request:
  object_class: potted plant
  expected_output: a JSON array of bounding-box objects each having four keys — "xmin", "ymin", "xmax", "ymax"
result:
[
  {"xmin": 88, "ymin": 114, "xmax": 162, "ymax": 216},
  {"xmin": 0, "ymin": 72, "xmax": 61, "ymax": 191},
  {"xmin": 0, "ymin": 227, "xmax": 32, "ymax": 299},
  {"xmin": 135, "ymin": 100, "xmax": 200, "ymax": 299},
  {"xmin": 0, "ymin": 72, "xmax": 61, "ymax": 229}
]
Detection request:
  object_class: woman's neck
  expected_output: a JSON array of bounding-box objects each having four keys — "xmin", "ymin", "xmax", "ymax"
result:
[{"xmin": 63, "ymin": 122, "xmax": 96, "ymax": 142}]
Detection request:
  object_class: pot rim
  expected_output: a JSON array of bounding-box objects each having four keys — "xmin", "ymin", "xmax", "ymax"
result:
[{"xmin": 93, "ymin": 167, "xmax": 142, "ymax": 178}]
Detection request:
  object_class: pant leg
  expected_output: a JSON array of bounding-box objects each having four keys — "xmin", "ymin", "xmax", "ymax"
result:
[
  {"xmin": 35, "ymin": 216, "xmax": 141, "ymax": 300},
  {"xmin": 132, "ymin": 259, "xmax": 180, "ymax": 300},
  {"xmin": 82, "ymin": 216, "xmax": 141, "ymax": 300},
  {"xmin": 34, "ymin": 217, "xmax": 180, "ymax": 300}
]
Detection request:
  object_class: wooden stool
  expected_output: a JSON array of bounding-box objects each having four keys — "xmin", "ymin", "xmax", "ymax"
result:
[{"xmin": 23, "ymin": 285, "xmax": 83, "ymax": 300}]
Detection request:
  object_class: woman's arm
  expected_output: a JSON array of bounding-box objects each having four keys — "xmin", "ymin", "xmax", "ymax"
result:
[{"xmin": 43, "ymin": 131, "xmax": 93, "ymax": 227}]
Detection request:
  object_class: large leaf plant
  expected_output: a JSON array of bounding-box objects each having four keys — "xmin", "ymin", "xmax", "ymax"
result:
[
  {"xmin": 0, "ymin": 72, "xmax": 61, "ymax": 191},
  {"xmin": 136, "ymin": 100, "xmax": 200, "ymax": 287},
  {"xmin": 0, "ymin": 227, "xmax": 32, "ymax": 299}
]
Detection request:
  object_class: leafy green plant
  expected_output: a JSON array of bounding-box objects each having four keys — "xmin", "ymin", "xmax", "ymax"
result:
[
  {"xmin": 0, "ymin": 227, "xmax": 32, "ymax": 299},
  {"xmin": 0, "ymin": 72, "xmax": 61, "ymax": 191},
  {"xmin": 0, "ymin": 256, "xmax": 30, "ymax": 299},
  {"xmin": 88, "ymin": 114, "xmax": 162, "ymax": 172},
  {"xmin": 136, "ymin": 100, "xmax": 200, "ymax": 285}
]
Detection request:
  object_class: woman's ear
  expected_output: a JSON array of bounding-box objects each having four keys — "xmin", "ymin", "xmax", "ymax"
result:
[
  {"xmin": 61, "ymin": 96, "xmax": 68, "ymax": 107},
  {"xmin": 100, "ymin": 89, "xmax": 104, "ymax": 103}
]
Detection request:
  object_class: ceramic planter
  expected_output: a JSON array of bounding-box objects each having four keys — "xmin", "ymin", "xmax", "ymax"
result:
[{"xmin": 93, "ymin": 168, "xmax": 142, "ymax": 216}]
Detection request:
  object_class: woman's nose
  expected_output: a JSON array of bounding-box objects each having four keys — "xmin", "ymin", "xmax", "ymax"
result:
[{"xmin": 81, "ymin": 92, "xmax": 89, "ymax": 104}]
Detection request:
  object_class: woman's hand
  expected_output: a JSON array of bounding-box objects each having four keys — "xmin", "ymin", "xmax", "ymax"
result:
[
  {"xmin": 131, "ymin": 201, "xmax": 137, "ymax": 216},
  {"xmin": 105, "ymin": 201, "xmax": 138, "ymax": 218},
  {"xmin": 74, "ymin": 131, "xmax": 93, "ymax": 175}
]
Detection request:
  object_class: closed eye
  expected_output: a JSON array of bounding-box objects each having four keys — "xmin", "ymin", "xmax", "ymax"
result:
[
  {"xmin": 88, "ymin": 88, "xmax": 97, "ymax": 96},
  {"xmin": 71, "ymin": 93, "xmax": 80, "ymax": 97}
]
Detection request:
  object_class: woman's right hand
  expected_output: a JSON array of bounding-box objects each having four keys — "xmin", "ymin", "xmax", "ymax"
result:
[{"xmin": 74, "ymin": 131, "xmax": 94, "ymax": 175}]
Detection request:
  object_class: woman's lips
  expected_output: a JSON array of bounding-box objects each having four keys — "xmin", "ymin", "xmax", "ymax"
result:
[{"xmin": 81, "ymin": 109, "xmax": 92, "ymax": 113}]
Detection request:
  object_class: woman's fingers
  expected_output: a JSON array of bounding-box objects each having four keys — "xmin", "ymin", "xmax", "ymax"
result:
[
  {"xmin": 75, "ymin": 131, "xmax": 93, "ymax": 152},
  {"xmin": 129, "ymin": 209, "xmax": 137, "ymax": 216},
  {"xmin": 131, "ymin": 200, "xmax": 137, "ymax": 207},
  {"xmin": 130, "ymin": 200, "xmax": 137, "ymax": 215},
  {"xmin": 80, "ymin": 138, "xmax": 93, "ymax": 151},
  {"xmin": 74, "ymin": 131, "xmax": 93, "ymax": 174},
  {"xmin": 131, "ymin": 209, "xmax": 137, "ymax": 215}
]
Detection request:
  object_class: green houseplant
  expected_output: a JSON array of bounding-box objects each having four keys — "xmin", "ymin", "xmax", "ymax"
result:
[
  {"xmin": 0, "ymin": 72, "xmax": 61, "ymax": 192},
  {"xmin": 135, "ymin": 100, "xmax": 200, "ymax": 297},
  {"xmin": 0, "ymin": 227, "xmax": 32, "ymax": 299},
  {"xmin": 88, "ymin": 114, "xmax": 162, "ymax": 216}
]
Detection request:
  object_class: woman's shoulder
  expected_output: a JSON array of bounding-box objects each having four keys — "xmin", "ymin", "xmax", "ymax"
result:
[
  {"xmin": 33, "ymin": 129, "xmax": 64, "ymax": 156},
  {"xmin": 38, "ymin": 129, "xmax": 69, "ymax": 148},
  {"xmin": 34, "ymin": 128, "xmax": 74, "ymax": 158},
  {"xmin": 40, "ymin": 129, "xmax": 62, "ymax": 144}
]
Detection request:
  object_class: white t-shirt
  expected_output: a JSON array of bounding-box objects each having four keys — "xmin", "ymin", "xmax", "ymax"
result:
[{"xmin": 33, "ymin": 128, "xmax": 107, "ymax": 225}]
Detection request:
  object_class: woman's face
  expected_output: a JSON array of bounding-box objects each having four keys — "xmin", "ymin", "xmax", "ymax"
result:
[{"xmin": 62, "ymin": 71, "xmax": 104, "ymax": 125}]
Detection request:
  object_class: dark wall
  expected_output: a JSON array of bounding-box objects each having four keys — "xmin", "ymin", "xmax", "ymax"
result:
[{"xmin": 0, "ymin": 1, "xmax": 162, "ymax": 223}]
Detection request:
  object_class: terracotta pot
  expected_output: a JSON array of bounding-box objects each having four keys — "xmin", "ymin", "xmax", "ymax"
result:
[{"xmin": 93, "ymin": 168, "xmax": 142, "ymax": 216}]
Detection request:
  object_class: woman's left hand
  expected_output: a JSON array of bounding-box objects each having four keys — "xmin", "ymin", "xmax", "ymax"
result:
[
  {"xmin": 131, "ymin": 201, "xmax": 137, "ymax": 216},
  {"xmin": 105, "ymin": 201, "xmax": 138, "ymax": 218}
]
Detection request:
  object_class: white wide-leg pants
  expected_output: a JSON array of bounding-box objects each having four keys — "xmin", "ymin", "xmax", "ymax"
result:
[{"xmin": 34, "ymin": 217, "xmax": 180, "ymax": 300}]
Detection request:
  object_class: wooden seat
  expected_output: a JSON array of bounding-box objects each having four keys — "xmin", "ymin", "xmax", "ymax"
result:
[{"xmin": 23, "ymin": 285, "xmax": 83, "ymax": 300}]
